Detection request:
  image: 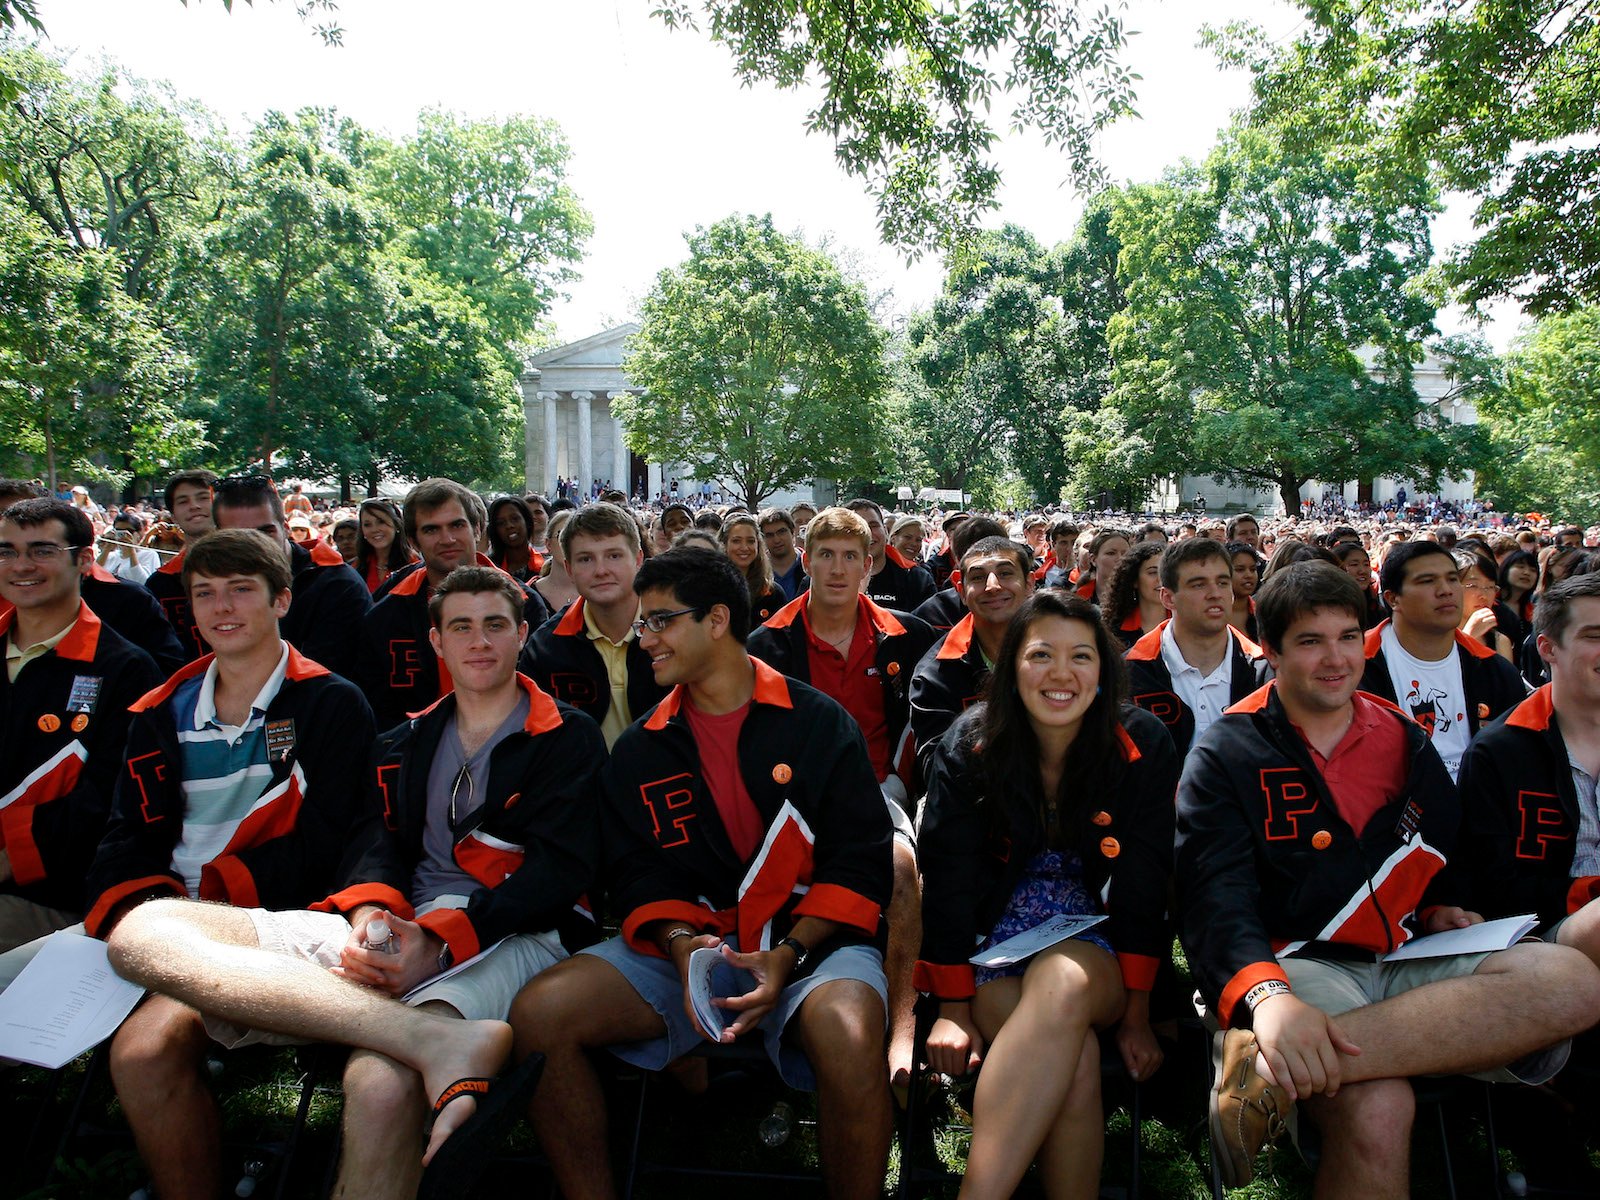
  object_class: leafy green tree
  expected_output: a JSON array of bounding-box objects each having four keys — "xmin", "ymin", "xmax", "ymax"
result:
[
  {"xmin": 1107, "ymin": 122, "xmax": 1473, "ymax": 516},
  {"xmin": 0, "ymin": 46, "xmax": 226, "ymax": 310},
  {"xmin": 900, "ymin": 210, "xmax": 1126, "ymax": 505},
  {"xmin": 1475, "ymin": 311, "xmax": 1600, "ymax": 522},
  {"xmin": 189, "ymin": 108, "xmax": 389, "ymax": 477},
  {"xmin": 617, "ymin": 213, "xmax": 890, "ymax": 511},
  {"xmin": 0, "ymin": 47, "xmax": 210, "ymax": 491},
  {"xmin": 0, "ymin": 195, "xmax": 197, "ymax": 490},
  {"xmin": 1217, "ymin": 1, "xmax": 1600, "ymax": 317},
  {"xmin": 363, "ymin": 109, "xmax": 591, "ymax": 372},
  {"xmin": 20, "ymin": 0, "xmax": 1144, "ymax": 256},
  {"xmin": 357, "ymin": 255, "xmax": 522, "ymax": 493},
  {"xmin": 651, "ymin": 2, "xmax": 1140, "ymax": 256}
]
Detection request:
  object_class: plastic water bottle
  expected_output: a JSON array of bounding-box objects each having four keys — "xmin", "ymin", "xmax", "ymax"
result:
[
  {"xmin": 364, "ymin": 916, "xmax": 398, "ymax": 954},
  {"xmin": 234, "ymin": 1159, "xmax": 265, "ymax": 1197},
  {"xmin": 757, "ymin": 1100, "xmax": 793, "ymax": 1148}
]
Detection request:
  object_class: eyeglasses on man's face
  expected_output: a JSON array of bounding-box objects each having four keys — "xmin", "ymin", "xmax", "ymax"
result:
[
  {"xmin": 631, "ymin": 606, "xmax": 705, "ymax": 637},
  {"xmin": 0, "ymin": 543, "xmax": 84, "ymax": 564}
]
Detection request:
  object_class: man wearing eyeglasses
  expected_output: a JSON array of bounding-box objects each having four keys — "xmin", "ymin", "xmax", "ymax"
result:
[
  {"xmin": 518, "ymin": 501, "xmax": 665, "ymax": 750},
  {"xmin": 0, "ymin": 499, "xmax": 160, "ymax": 954},
  {"xmin": 0, "ymin": 480, "xmax": 187, "ymax": 674},
  {"xmin": 99, "ymin": 564, "xmax": 603, "ymax": 1198},
  {"xmin": 513, "ymin": 546, "xmax": 894, "ymax": 1200},
  {"xmin": 211, "ymin": 474, "xmax": 371, "ymax": 683}
]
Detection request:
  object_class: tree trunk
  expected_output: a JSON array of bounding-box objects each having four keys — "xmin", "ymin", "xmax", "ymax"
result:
[
  {"xmin": 1278, "ymin": 469, "xmax": 1302, "ymax": 518},
  {"xmin": 43, "ymin": 402, "xmax": 57, "ymax": 494}
]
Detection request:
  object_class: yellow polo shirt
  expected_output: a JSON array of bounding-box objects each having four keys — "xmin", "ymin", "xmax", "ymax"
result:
[
  {"xmin": 584, "ymin": 602, "xmax": 637, "ymax": 749},
  {"xmin": 6, "ymin": 621, "xmax": 73, "ymax": 683}
]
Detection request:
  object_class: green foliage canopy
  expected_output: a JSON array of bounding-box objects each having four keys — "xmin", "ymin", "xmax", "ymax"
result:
[
  {"xmin": 618, "ymin": 213, "xmax": 890, "ymax": 511},
  {"xmin": 1108, "ymin": 122, "xmax": 1475, "ymax": 515},
  {"xmin": 1218, "ymin": 0, "xmax": 1600, "ymax": 317}
]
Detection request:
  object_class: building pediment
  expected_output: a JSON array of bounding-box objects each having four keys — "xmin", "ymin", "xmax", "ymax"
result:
[{"xmin": 527, "ymin": 324, "xmax": 639, "ymax": 373}]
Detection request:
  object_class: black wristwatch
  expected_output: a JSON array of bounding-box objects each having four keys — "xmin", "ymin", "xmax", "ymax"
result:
[{"xmin": 775, "ymin": 935, "xmax": 810, "ymax": 969}]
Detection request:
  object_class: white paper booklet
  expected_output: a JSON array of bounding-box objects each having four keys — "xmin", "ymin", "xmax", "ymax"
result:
[
  {"xmin": 687, "ymin": 945, "xmax": 731, "ymax": 1040},
  {"xmin": 969, "ymin": 913, "xmax": 1108, "ymax": 968},
  {"xmin": 0, "ymin": 931, "xmax": 145, "ymax": 1069},
  {"xmin": 1382, "ymin": 913, "xmax": 1539, "ymax": 962}
]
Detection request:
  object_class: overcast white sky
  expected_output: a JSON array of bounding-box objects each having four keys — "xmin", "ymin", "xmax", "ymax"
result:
[{"xmin": 34, "ymin": 0, "xmax": 1515, "ymax": 349}]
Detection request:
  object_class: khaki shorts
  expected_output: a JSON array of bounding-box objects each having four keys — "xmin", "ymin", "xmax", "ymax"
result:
[
  {"xmin": 204, "ymin": 908, "xmax": 566, "ymax": 1049},
  {"xmin": 1280, "ymin": 952, "xmax": 1570, "ymax": 1085}
]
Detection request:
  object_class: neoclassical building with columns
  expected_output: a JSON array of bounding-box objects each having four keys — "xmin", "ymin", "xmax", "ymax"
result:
[
  {"xmin": 520, "ymin": 324, "xmax": 828, "ymax": 507},
  {"xmin": 520, "ymin": 325, "xmax": 645, "ymax": 499}
]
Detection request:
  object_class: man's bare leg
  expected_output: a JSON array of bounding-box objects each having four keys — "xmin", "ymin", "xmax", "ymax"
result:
[
  {"xmin": 509, "ymin": 954, "xmax": 667, "ymax": 1200},
  {"xmin": 107, "ymin": 995, "xmax": 221, "ymax": 1200},
  {"xmin": 333, "ymin": 1048, "xmax": 429, "ymax": 1200},
  {"xmin": 332, "ymin": 999, "xmax": 473, "ymax": 1200},
  {"xmin": 794, "ymin": 978, "xmax": 892, "ymax": 1200},
  {"xmin": 1302, "ymin": 1078, "xmax": 1415, "ymax": 1200},
  {"xmin": 886, "ymin": 840, "xmax": 921, "ymax": 1087},
  {"xmin": 107, "ymin": 899, "xmax": 513, "ymax": 1160},
  {"xmin": 1304, "ymin": 944, "xmax": 1599, "ymax": 1085}
]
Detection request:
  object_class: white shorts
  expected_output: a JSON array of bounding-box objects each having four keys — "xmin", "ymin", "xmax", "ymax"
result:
[{"xmin": 203, "ymin": 908, "xmax": 566, "ymax": 1048}]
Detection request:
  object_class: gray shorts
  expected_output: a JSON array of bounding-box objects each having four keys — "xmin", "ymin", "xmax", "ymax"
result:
[
  {"xmin": 1280, "ymin": 952, "xmax": 1570, "ymax": 1085},
  {"xmin": 205, "ymin": 908, "xmax": 566, "ymax": 1048},
  {"xmin": 578, "ymin": 935, "xmax": 887, "ymax": 1090}
]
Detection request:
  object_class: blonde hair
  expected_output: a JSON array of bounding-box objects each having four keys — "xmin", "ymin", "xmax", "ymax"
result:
[{"xmin": 803, "ymin": 507, "xmax": 872, "ymax": 557}]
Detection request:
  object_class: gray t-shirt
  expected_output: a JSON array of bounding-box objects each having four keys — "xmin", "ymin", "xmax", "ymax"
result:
[{"xmin": 411, "ymin": 694, "xmax": 530, "ymax": 912}]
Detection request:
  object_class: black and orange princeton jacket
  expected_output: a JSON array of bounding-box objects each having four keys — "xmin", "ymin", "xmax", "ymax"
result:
[
  {"xmin": 603, "ymin": 658, "xmax": 892, "ymax": 967},
  {"xmin": 1175, "ymin": 682, "xmax": 1463, "ymax": 1030},
  {"xmin": 83, "ymin": 648, "xmax": 375, "ymax": 936},
  {"xmin": 313, "ymin": 674, "xmax": 604, "ymax": 966},
  {"xmin": 914, "ymin": 703, "xmax": 1179, "ymax": 1002},
  {"xmin": 1125, "ymin": 620, "xmax": 1270, "ymax": 759},
  {"xmin": 1458, "ymin": 686, "xmax": 1596, "ymax": 933}
]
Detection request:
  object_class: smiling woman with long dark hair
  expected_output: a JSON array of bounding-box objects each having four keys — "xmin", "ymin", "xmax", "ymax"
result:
[{"xmin": 916, "ymin": 590, "xmax": 1177, "ymax": 1199}]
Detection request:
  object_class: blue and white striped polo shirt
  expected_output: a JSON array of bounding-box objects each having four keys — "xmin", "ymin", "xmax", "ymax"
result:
[{"xmin": 169, "ymin": 642, "xmax": 290, "ymax": 895}]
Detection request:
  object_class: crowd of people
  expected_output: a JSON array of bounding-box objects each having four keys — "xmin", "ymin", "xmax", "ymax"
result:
[{"xmin": 3, "ymin": 468, "xmax": 1600, "ymax": 1200}]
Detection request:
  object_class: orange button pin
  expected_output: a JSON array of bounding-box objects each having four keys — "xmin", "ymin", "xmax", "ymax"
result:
[
  {"xmin": 71, "ymin": 714, "xmax": 89, "ymax": 732},
  {"xmin": 38, "ymin": 714, "xmax": 60, "ymax": 733},
  {"xmin": 1092, "ymin": 810, "xmax": 1112, "ymax": 827},
  {"xmin": 1312, "ymin": 830, "xmax": 1333, "ymax": 850},
  {"xmin": 772, "ymin": 763, "xmax": 792, "ymax": 784},
  {"xmin": 1099, "ymin": 836, "xmax": 1120, "ymax": 859}
]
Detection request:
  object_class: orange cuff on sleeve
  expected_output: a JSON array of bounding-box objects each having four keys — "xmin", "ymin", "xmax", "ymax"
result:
[
  {"xmin": 312, "ymin": 883, "xmax": 413, "ymax": 918},
  {"xmin": 792, "ymin": 883, "xmax": 881, "ymax": 936},
  {"xmin": 620, "ymin": 900, "xmax": 718, "ymax": 957},
  {"xmin": 1567, "ymin": 876, "xmax": 1600, "ymax": 915},
  {"xmin": 1118, "ymin": 951, "xmax": 1160, "ymax": 993},
  {"xmin": 913, "ymin": 959, "xmax": 976, "ymax": 1001},
  {"xmin": 84, "ymin": 874, "xmax": 185, "ymax": 938},
  {"xmin": 1217, "ymin": 961, "xmax": 1291, "ymax": 1030},
  {"xmin": 416, "ymin": 907, "xmax": 481, "ymax": 964},
  {"xmin": 199, "ymin": 856, "xmax": 259, "ymax": 908}
]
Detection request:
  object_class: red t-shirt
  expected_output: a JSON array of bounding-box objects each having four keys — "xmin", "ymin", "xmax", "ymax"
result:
[
  {"xmin": 802, "ymin": 601, "xmax": 891, "ymax": 782},
  {"xmin": 1294, "ymin": 694, "xmax": 1408, "ymax": 837},
  {"xmin": 682, "ymin": 695, "xmax": 765, "ymax": 861}
]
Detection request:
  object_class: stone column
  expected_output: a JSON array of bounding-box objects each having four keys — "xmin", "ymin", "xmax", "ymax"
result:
[
  {"xmin": 608, "ymin": 392, "xmax": 630, "ymax": 494},
  {"xmin": 647, "ymin": 462, "xmax": 663, "ymax": 501},
  {"xmin": 520, "ymin": 370, "xmax": 542, "ymax": 493},
  {"xmin": 574, "ymin": 390, "xmax": 594, "ymax": 499},
  {"xmin": 540, "ymin": 391, "xmax": 559, "ymax": 496}
]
